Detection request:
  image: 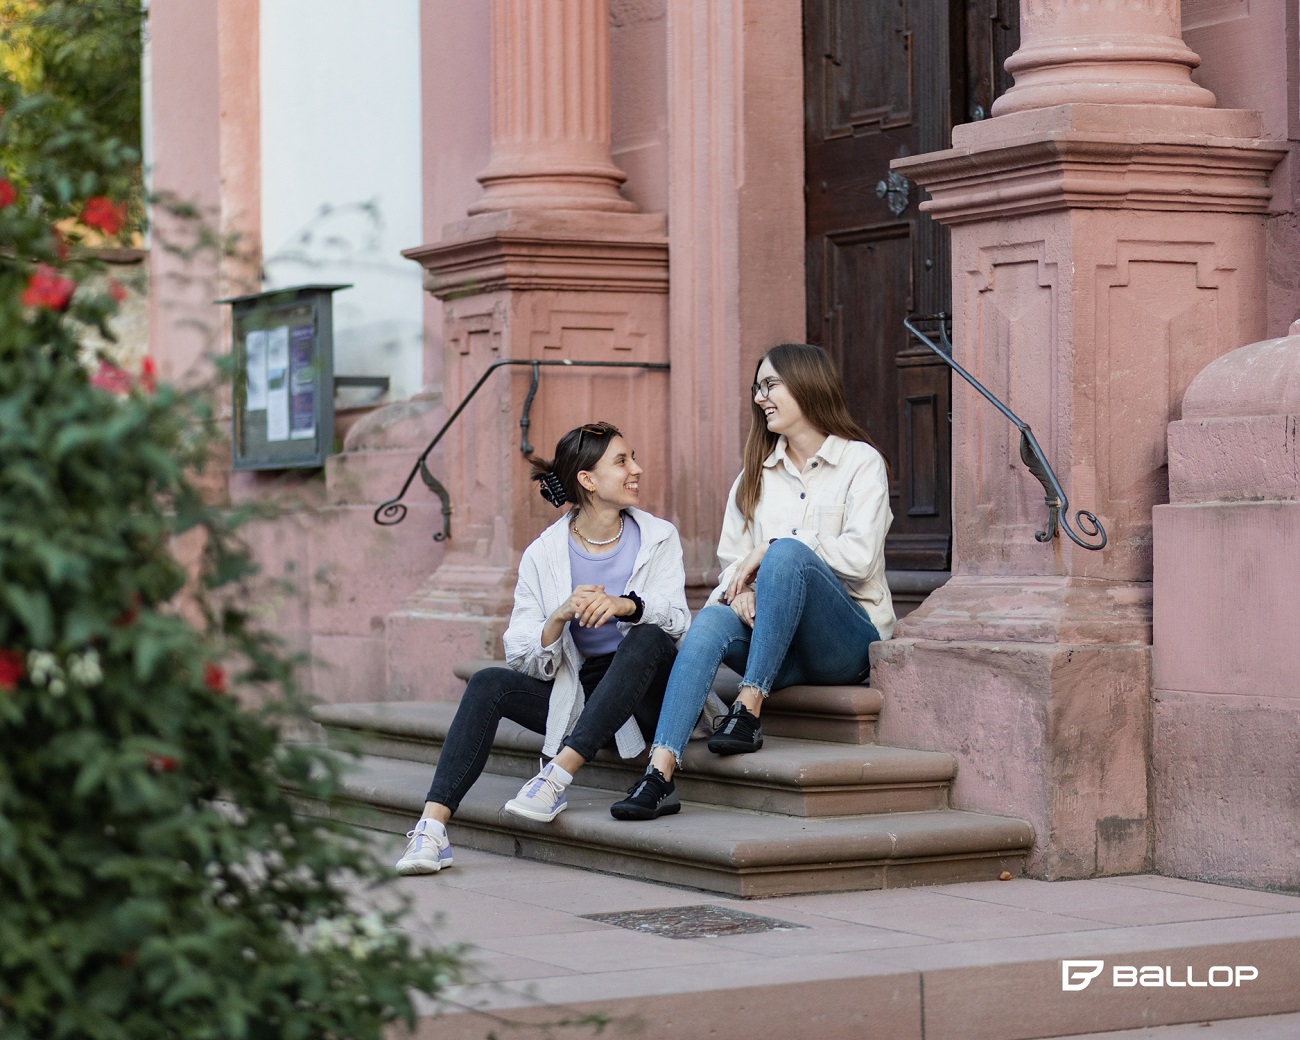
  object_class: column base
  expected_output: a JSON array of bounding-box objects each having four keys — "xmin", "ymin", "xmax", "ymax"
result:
[
  {"xmin": 383, "ymin": 553, "xmax": 516, "ymax": 700},
  {"xmin": 873, "ymin": 630, "xmax": 1151, "ymax": 880}
]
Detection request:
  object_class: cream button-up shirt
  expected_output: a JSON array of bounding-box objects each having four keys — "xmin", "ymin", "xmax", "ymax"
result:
[{"xmin": 707, "ymin": 434, "xmax": 896, "ymax": 639}]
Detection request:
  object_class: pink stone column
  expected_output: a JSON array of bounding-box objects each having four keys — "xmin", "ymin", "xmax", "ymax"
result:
[
  {"xmin": 873, "ymin": 0, "xmax": 1287, "ymax": 878},
  {"xmin": 470, "ymin": 0, "xmax": 635, "ymax": 214},
  {"xmin": 993, "ymin": 0, "xmax": 1215, "ymax": 114},
  {"xmin": 389, "ymin": 0, "xmax": 668, "ymax": 697}
]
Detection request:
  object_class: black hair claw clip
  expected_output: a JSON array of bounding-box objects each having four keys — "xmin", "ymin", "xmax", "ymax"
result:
[{"xmin": 539, "ymin": 472, "xmax": 567, "ymax": 508}]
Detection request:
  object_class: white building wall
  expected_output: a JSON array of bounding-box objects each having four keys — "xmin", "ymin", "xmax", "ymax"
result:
[{"xmin": 260, "ymin": 0, "xmax": 423, "ymax": 401}]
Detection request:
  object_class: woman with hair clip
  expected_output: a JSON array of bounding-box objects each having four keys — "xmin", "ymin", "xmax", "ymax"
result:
[
  {"xmin": 396, "ymin": 421, "xmax": 696, "ymax": 874},
  {"xmin": 611, "ymin": 343, "xmax": 895, "ymax": 821}
]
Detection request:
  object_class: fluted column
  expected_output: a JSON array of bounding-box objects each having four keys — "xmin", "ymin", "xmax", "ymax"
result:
[
  {"xmin": 469, "ymin": 0, "xmax": 635, "ymax": 214},
  {"xmin": 993, "ymin": 0, "xmax": 1216, "ymax": 114}
]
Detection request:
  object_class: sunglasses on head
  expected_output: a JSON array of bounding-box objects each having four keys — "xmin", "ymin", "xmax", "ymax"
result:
[{"xmin": 576, "ymin": 422, "xmax": 618, "ymax": 451}]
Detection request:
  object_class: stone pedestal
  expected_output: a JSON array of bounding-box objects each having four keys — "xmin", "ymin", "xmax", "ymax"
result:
[
  {"xmin": 392, "ymin": 209, "xmax": 669, "ymax": 697},
  {"xmin": 1152, "ymin": 321, "xmax": 1300, "ymax": 891},
  {"xmin": 875, "ymin": 1, "xmax": 1287, "ymax": 878}
]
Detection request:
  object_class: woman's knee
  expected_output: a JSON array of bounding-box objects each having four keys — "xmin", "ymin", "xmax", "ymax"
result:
[
  {"xmin": 757, "ymin": 537, "xmax": 818, "ymax": 584},
  {"xmin": 618, "ymin": 622, "xmax": 674, "ymax": 655},
  {"xmin": 461, "ymin": 666, "xmax": 517, "ymax": 708},
  {"xmin": 685, "ymin": 604, "xmax": 741, "ymax": 646}
]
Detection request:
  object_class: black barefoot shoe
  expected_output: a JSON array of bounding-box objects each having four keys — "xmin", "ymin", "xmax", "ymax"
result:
[
  {"xmin": 610, "ymin": 765, "xmax": 680, "ymax": 821},
  {"xmin": 707, "ymin": 700, "xmax": 764, "ymax": 755}
]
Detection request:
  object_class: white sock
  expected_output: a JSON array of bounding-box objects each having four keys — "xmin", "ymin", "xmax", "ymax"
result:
[
  {"xmin": 544, "ymin": 762, "xmax": 574, "ymax": 787},
  {"xmin": 416, "ymin": 817, "xmax": 447, "ymax": 837}
]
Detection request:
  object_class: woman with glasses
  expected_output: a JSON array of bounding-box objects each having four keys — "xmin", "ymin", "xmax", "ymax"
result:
[
  {"xmin": 397, "ymin": 421, "xmax": 697, "ymax": 874},
  {"xmin": 611, "ymin": 343, "xmax": 895, "ymax": 821}
]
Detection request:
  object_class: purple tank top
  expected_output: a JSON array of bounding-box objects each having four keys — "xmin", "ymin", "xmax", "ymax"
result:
[{"xmin": 567, "ymin": 513, "xmax": 641, "ymax": 657}]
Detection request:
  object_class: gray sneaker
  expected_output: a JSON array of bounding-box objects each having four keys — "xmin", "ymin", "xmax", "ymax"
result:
[
  {"xmin": 395, "ymin": 818, "xmax": 453, "ymax": 875},
  {"xmin": 504, "ymin": 763, "xmax": 569, "ymax": 822}
]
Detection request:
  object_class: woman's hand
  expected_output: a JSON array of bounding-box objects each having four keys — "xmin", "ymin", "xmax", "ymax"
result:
[
  {"xmin": 730, "ymin": 588, "xmax": 756, "ymax": 628},
  {"xmin": 571, "ymin": 585, "xmax": 634, "ymax": 629},
  {"xmin": 724, "ymin": 543, "xmax": 769, "ymax": 604},
  {"xmin": 543, "ymin": 584, "xmax": 602, "ymax": 646},
  {"xmin": 549, "ymin": 584, "xmax": 602, "ymax": 625}
]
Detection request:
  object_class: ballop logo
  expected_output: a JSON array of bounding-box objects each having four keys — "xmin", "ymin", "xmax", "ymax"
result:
[
  {"xmin": 1062, "ymin": 961, "xmax": 1106, "ymax": 991},
  {"xmin": 1062, "ymin": 960, "xmax": 1259, "ymax": 991}
]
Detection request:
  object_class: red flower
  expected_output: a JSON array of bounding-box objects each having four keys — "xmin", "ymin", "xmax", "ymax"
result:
[
  {"xmin": 203, "ymin": 663, "xmax": 226, "ymax": 694},
  {"xmin": 147, "ymin": 754, "xmax": 179, "ymax": 773},
  {"xmin": 90, "ymin": 359, "xmax": 132, "ymax": 395},
  {"xmin": 22, "ymin": 264, "xmax": 76, "ymax": 311},
  {"xmin": 108, "ymin": 279, "xmax": 127, "ymax": 303},
  {"xmin": 80, "ymin": 196, "xmax": 126, "ymax": 236},
  {"xmin": 140, "ymin": 356, "xmax": 157, "ymax": 394},
  {"xmin": 0, "ymin": 649, "xmax": 24, "ymax": 691},
  {"xmin": 0, "ymin": 179, "xmax": 15, "ymax": 208}
]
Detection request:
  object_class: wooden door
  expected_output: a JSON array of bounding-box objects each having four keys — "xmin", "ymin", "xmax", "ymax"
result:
[{"xmin": 804, "ymin": 1, "xmax": 1018, "ymax": 571}]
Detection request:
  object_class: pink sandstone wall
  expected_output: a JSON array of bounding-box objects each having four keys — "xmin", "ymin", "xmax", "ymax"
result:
[
  {"xmin": 418, "ymin": 4, "xmax": 491, "ymax": 394},
  {"xmin": 610, "ymin": 0, "xmax": 668, "ymax": 215},
  {"xmin": 147, "ymin": 0, "xmax": 223, "ymax": 386},
  {"xmin": 1185, "ymin": 0, "xmax": 1300, "ymax": 337}
]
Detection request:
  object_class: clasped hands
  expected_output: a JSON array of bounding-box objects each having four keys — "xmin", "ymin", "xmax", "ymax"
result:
[
  {"xmin": 553, "ymin": 584, "xmax": 635, "ymax": 629},
  {"xmin": 721, "ymin": 542, "xmax": 769, "ymax": 628}
]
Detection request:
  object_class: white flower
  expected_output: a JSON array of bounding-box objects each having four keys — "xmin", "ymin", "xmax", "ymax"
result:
[
  {"xmin": 68, "ymin": 649, "xmax": 103, "ymax": 687},
  {"xmin": 27, "ymin": 651, "xmax": 60, "ymax": 687}
]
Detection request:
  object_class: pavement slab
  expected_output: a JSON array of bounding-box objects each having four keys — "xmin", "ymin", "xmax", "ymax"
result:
[{"xmin": 367, "ymin": 836, "xmax": 1300, "ymax": 1040}]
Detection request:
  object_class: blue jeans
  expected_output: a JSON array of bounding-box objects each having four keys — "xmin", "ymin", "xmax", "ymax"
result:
[{"xmin": 651, "ymin": 539, "xmax": 880, "ymax": 762}]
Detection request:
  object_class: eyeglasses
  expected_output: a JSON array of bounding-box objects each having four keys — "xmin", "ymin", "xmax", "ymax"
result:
[{"xmin": 752, "ymin": 377, "xmax": 783, "ymax": 399}]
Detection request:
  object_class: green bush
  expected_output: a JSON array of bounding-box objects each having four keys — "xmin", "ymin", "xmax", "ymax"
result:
[{"xmin": 0, "ymin": 5, "xmax": 457, "ymax": 1038}]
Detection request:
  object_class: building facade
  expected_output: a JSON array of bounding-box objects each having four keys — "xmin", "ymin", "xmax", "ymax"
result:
[{"xmin": 144, "ymin": 0, "xmax": 1300, "ymax": 888}]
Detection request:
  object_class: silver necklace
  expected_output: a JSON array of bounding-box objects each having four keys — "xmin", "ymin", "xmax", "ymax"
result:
[{"xmin": 573, "ymin": 512, "xmax": 624, "ymax": 547}]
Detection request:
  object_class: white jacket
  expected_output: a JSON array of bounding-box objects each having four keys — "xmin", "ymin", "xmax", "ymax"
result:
[
  {"xmin": 707, "ymin": 435, "xmax": 896, "ymax": 639},
  {"xmin": 502, "ymin": 507, "xmax": 692, "ymax": 758}
]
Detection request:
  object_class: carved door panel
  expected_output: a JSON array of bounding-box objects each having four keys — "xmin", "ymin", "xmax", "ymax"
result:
[{"xmin": 804, "ymin": 0, "xmax": 1018, "ymax": 571}]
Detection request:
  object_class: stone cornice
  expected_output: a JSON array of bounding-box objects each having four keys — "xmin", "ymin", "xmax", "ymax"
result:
[
  {"xmin": 895, "ymin": 130, "xmax": 1289, "ymax": 226},
  {"xmin": 403, "ymin": 212, "xmax": 669, "ymax": 297}
]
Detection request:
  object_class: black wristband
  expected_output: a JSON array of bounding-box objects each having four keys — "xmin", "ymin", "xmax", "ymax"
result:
[{"xmin": 623, "ymin": 591, "xmax": 645, "ymax": 624}]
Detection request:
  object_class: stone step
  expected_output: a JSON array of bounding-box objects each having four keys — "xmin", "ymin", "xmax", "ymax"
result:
[
  {"xmin": 314, "ymin": 700, "xmax": 956, "ymax": 817},
  {"xmin": 300, "ymin": 753, "xmax": 1033, "ymax": 898},
  {"xmin": 454, "ymin": 659, "xmax": 882, "ymax": 744}
]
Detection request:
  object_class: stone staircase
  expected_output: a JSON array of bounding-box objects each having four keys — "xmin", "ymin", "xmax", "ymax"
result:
[{"xmin": 303, "ymin": 662, "xmax": 1034, "ymax": 898}]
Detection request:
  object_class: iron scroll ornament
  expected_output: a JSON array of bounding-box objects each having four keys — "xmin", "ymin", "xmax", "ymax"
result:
[
  {"xmin": 903, "ymin": 314, "xmax": 1107, "ymax": 551},
  {"xmin": 373, "ymin": 358, "xmax": 670, "ymax": 541}
]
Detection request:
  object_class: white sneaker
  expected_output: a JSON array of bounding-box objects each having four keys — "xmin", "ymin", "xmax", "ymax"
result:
[
  {"xmin": 503, "ymin": 763, "xmax": 569, "ymax": 822},
  {"xmin": 394, "ymin": 818, "xmax": 453, "ymax": 875}
]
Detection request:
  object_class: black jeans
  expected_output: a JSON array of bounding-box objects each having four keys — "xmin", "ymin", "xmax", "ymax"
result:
[{"xmin": 424, "ymin": 623, "xmax": 676, "ymax": 813}]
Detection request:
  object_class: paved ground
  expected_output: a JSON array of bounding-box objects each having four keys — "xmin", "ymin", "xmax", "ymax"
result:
[{"xmin": 353, "ymin": 833, "xmax": 1300, "ymax": 1040}]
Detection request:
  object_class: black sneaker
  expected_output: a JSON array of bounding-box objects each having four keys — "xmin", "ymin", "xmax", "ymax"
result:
[
  {"xmin": 707, "ymin": 700, "xmax": 764, "ymax": 755},
  {"xmin": 610, "ymin": 766, "xmax": 680, "ymax": 821}
]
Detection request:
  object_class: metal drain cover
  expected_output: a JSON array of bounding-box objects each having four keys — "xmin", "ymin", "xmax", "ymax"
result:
[{"xmin": 581, "ymin": 904, "xmax": 806, "ymax": 939}]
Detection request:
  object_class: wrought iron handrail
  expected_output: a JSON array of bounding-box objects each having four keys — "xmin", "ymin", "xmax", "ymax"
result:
[
  {"xmin": 903, "ymin": 313, "xmax": 1106, "ymax": 551},
  {"xmin": 373, "ymin": 358, "xmax": 670, "ymax": 541}
]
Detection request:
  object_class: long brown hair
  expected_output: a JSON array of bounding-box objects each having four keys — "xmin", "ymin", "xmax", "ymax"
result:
[{"xmin": 736, "ymin": 344, "xmax": 887, "ymax": 522}]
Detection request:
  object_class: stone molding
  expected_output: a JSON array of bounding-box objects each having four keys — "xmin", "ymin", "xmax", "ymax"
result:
[
  {"xmin": 896, "ymin": 109, "xmax": 1287, "ymax": 226},
  {"xmin": 403, "ymin": 212, "xmax": 668, "ymax": 298}
]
